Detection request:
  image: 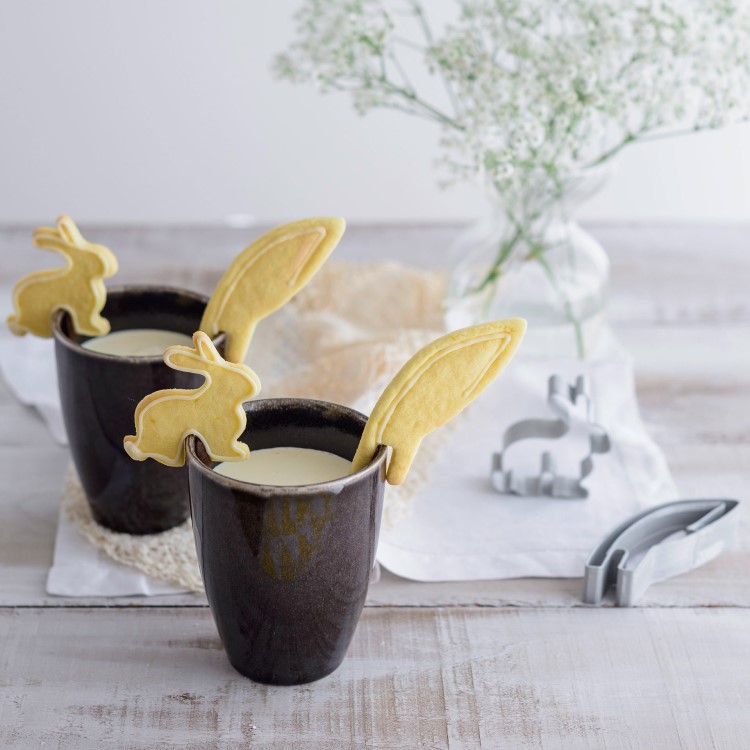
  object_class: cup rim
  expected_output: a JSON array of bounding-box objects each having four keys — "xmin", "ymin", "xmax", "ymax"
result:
[
  {"xmin": 185, "ymin": 398, "xmax": 388, "ymax": 495},
  {"xmin": 51, "ymin": 284, "xmax": 222, "ymax": 363}
]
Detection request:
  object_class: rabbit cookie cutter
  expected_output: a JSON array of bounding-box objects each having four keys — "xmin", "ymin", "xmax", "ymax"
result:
[
  {"xmin": 490, "ymin": 374, "xmax": 611, "ymax": 498},
  {"xmin": 583, "ymin": 498, "xmax": 741, "ymax": 606}
]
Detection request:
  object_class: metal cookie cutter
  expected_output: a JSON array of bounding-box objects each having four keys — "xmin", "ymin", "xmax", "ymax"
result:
[
  {"xmin": 491, "ymin": 375, "xmax": 611, "ymax": 498},
  {"xmin": 583, "ymin": 498, "xmax": 741, "ymax": 607}
]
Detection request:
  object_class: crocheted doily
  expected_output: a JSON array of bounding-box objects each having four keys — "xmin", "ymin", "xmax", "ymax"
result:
[
  {"xmin": 66, "ymin": 261, "xmax": 454, "ymax": 589},
  {"xmin": 63, "ymin": 466, "xmax": 204, "ymax": 592}
]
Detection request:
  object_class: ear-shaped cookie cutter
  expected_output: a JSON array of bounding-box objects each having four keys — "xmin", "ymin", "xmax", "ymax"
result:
[
  {"xmin": 583, "ymin": 498, "xmax": 741, "ymax": 607},
  {"xmin": 491, "ymin": 375, "xmax": 611, "ymax": 498}
]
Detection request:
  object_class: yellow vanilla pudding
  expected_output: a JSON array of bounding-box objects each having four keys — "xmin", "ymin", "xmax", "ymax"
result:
[
  {"xmin": 214, "ymin": 447, "xmax": 353, "ymax": 486},
  {"xmin": 82, "ymin": 328, "xmax": 194, "ymax": 356}
]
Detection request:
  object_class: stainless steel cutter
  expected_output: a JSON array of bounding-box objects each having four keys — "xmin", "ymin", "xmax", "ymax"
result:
[
  {"xmin": 583, "ymin": 498, "xmax": 741, "ymax": 606},
  {"xmin": 491, "ymin": 374, "xmax": 611, "ymax": 498}
]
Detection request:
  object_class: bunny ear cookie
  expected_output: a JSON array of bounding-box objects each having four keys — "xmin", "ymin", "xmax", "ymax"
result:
[
  {"xmin": 200, "ymin": 217, "xmax": 346, "ymax": 363},
  {"xmin": 351, "ymin": 319, "xmax": 527, "ymax": 484},
  {"xmin": 7, "ymin": 215, "xmax": 118, "ymax": 338},
  {"xmin": 124, "ymin": 332, "xmax": 261, "ymax": 467}
]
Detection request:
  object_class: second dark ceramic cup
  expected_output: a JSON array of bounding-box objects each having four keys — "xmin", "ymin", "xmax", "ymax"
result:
[
  {"xmin": 186, "ymin": 398, "xmax": 387, "ymax": 685},
  {"xmin": 53, "ymin": 285, "xmax": 221, "ymax": 534}
]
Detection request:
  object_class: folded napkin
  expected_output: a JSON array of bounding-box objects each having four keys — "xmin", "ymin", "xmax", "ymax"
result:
[
  {"xmin": 0, "ymin": 262, "xmax": 677, "ymax": 594},
  {"xmin": 0, "ymin": 331, "xmax": 67, "ymax": 445},
  {"xmin": 47, "ymin": 483, "xmax": 188, "ymax": 597},
  {"xmin": 376, "ymin": 339, "xmax": 677, "ymax": 581}
]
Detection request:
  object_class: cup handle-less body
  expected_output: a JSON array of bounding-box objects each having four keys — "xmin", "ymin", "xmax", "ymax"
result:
[
  {"xmin": 187, "ymin": 399, "xmax": 387, "ymax": 685},
  {"xmin": 53, "ymin": 286, "xmax": 220, "ymax": 534}
]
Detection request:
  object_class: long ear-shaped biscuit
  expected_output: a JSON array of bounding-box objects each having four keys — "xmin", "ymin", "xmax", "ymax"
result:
[
  {"xmin": 123, "ymin": 332, "xmax": 261, "ymax": 467},
  {"xmin": 200, "ymin": 217, "xmax": 345, "ymax": 363},
  {"xmin": 7, "ymin": 215, "xmax": 118, "ymax": 337},
  {"xmin": 351, "ymin": 319, "xmax": 527, "ymax": 484}
]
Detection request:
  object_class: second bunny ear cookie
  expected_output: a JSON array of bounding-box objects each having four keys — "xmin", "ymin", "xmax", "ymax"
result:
[
  {"xmin": 200, "ymin": 217, "xmax": 346, "ymax": 363},
  {"xmin": 7, "ymin": 215, "xmax": 118, "ymax": 338},
  {"xmin": 124, "ymin": 331, "xmax": 261, "ymax": 467},
  {"xmin": 351, "ymin": 319, "xmax": 527, "ymax": 485}
]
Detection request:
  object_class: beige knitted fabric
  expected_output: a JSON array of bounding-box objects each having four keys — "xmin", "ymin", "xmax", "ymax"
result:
[
  {"xmin": 63, "ymin": 467, "xmax": 204, "ymax": 591},
  {"xmin": 65, "ymin": 261, "xmax": 451, "ymax": 589}
]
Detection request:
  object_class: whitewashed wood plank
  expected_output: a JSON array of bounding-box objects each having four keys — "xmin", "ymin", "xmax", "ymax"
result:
[
  {"xmin": 1, "ymin": 225, "xmax": 749, "ymax": 608},
  {"xmin": 0, "ymin": 569, "xmax": 206, "ymax": 608},
  {"xmin": 594, "ymin": 223, "xmax": 750, "ymax": 325},
  {"xmin": 1, "ymin": 607, "xmax": 748, "ymax": 749},
  {"xmin": 3, "ymin": 223, "xmax": 750, "ymax": 324},
  {"xmin": 1, "ymin": 327, "xmax": 748, "ymax": 608}
]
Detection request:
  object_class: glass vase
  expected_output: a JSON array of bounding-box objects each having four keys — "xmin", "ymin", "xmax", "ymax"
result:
[{"xmin": 444, "ymin": 166, "xmax": 612, "ymax": 358}]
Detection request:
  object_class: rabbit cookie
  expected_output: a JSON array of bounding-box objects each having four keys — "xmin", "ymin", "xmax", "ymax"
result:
[
  {"xmin": 7, "ymin": 215, "xmax": 118, "ymax": 338},
  {"xmin": 124, "ymin": 331, "xmax": 261, "ymax": 467},
  {"xmin": 200, "ymin": 217, "xmax": 346, "ymax": 363},
  {"xmin": 351, "ymin": 319, "xmax": 527, "ymax": 484}
]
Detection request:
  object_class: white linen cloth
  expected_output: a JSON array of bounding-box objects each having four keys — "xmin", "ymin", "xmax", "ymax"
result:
[
  {"xmin": 0, "ymin": 331, "xmax": 189, "ymax": 596},
  {"xmin": 47, "ymin": 497, "xmax": 188, "ymax": 596},
  {"xmin": 376, "ymin": 341, "xmax": 677, "ymax": 580},
  {"xmin": 0, "ymin": 332, "xmax": 67, "ymax": 445},
  {"xmin": 0, "ymin": 263, "xmax": 677, "ymax": 594}
]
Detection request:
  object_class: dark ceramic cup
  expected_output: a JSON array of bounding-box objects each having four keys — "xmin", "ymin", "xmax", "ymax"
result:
[
  {"xmin": 186, "ymin": 398, "xmax": 387, "ymax": 685},
  {"xmin": 53, "ymin": 285, "xmax": 222, "ymax": 534}
]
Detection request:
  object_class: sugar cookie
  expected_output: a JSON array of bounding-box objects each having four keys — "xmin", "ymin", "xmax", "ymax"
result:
[
  {"xmin": 200, "ymin": 217, "xmax": 345, "ymax": 362},
  {"xmin": 7, "ymin": 215, "xmax": 118, "ymax": 338},
  {"xmin": 124, "ymin": 331, "xmax": 261, "ymax": 467},
  {"xmin": 351, "ymin": 319, "xmax": 527, "ymax": 484}
]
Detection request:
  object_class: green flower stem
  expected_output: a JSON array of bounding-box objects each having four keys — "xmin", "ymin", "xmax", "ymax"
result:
[
  {"xmin": 380, "ymin": 79, "xmax": 464, "ymax": 130},
  {"xmin": 586, "ymin": 132, "xmax": 637, "ymax": 168},
  {"xmin": 583, "ymin": 112, "xmax": 736, "ymax": 170},
  {"xmin": 469, "ymin": 225, "xmax": 523, "ymax": 295},
  {"xmin": 466, "ymin": 198, "xmax": 587, "ymax": 358},
  {"xmin": 407, "ymin": 0, "xmax": 461, "ymax": 116},
  {"xmin": 467, "ymin": 197, "xmax": 547, "ymax": 298},
  {"xmin": 515, "ymin": 215, "xmax": 587, "ymax": 358},
  {"xmin": 535, "ymin": 251, "xmax": 586, "ymax": 359}
]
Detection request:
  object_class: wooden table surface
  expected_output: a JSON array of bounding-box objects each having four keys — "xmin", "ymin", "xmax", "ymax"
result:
[{"xmin": 1, "ymin": 223, "xmax": 748, "ymax": 749}]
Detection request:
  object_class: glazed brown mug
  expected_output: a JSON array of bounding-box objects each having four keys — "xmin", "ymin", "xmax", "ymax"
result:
[
  {"xmin": 53, "ymin": 285, "xmax": 223, "ymax": 534},
  {"xmin": 186, "ymin": 398, "xmax": 387, "ymax": 685}
]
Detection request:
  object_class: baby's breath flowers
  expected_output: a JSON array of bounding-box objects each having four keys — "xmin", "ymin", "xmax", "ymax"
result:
[
  {"xmin": 277, "ymin": 0, "xmax": 750, "ymax": 191},
  {"xmin": 276, "ymin": 1, "xmax": 750, "ymax": 351}
]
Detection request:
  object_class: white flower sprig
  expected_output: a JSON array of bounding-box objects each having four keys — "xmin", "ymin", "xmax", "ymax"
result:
[{"xmin": 275, "ymin": 0, "xmax": 750, "ymax": 197}]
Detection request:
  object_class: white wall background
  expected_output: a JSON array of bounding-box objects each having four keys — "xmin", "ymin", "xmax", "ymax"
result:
[{"xmin": 2, "ymin": 0, "xmax": 750, "ymax": 225}]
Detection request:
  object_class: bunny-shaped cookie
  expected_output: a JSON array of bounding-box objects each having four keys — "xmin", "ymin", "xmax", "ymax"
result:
[
  {"xmin": 124, "ymin": 331, "xmax": 261, "ymax": 467},
  {"xmin": 7, "ymin": 215, "xmax": 118, "ymax": 337},
  {"xmin": 351, "ymin": 319, "xmax": 527, "ymax": 484},
  {"xmin": 200, "ymin": 217, "xmax": 346, "ymax": 362}
]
